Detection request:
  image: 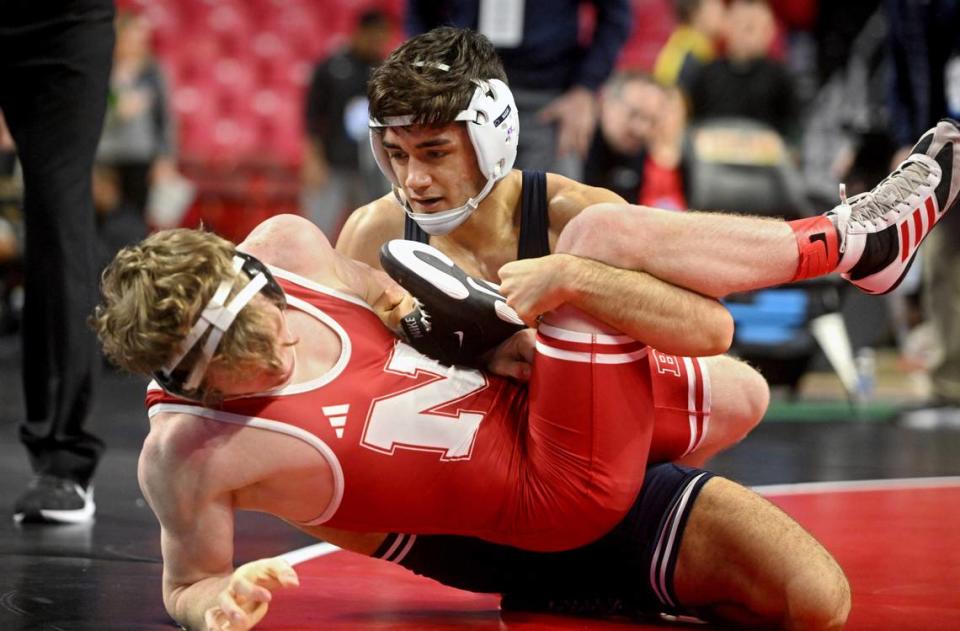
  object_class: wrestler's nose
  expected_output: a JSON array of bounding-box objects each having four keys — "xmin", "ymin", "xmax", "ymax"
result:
[{"xmin": 405, "ymin": 158, "xmax": 431, "ymax": 189}]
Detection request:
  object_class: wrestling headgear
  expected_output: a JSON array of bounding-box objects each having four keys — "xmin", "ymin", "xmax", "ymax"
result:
[
  {"xmin": 369, "ymin": 75, "xmax": 519, "ymax": 235},
  {"xmin": 153, "ymin": 251, "xmax": 285, "ymax": 400}
]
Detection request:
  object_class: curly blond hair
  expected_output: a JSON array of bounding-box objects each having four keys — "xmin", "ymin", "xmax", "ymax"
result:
[{"xmin": 92, "ymin": 228, "xmax": 284, "ymax": 400}]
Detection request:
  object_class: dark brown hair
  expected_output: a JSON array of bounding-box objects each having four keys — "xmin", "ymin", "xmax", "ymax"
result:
[{"xmin": 368, "ymin": 27, "xmax": 508, "ymax": 127}]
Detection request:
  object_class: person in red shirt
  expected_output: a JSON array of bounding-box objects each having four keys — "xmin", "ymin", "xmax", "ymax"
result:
[{"xmin": 95, "ymin": 211, "xmax": 852, "ymax": 630}]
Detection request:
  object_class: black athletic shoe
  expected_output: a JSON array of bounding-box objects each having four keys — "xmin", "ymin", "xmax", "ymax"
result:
[
  {"xmin": 379, "ymin": 239, "xmax": 525, "ymax": 366},
  {"xmin": 13, "ymin": 475, "xmax": 95, "ymax": 524},
  {"xmin": 832, "ymin": 118, "xmax": 960, "ymax": 294}
]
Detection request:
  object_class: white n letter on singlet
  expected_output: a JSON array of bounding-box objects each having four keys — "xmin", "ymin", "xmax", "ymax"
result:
[{"xmin": 361, "ymin": 343, "xmax": 487, "ymax": 460}]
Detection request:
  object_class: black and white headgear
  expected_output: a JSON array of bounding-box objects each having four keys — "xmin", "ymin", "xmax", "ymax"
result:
[
  {"xmin": 369, "ymin": 62, "xmax": 520, "ymax": 235},
  {"xmin": 153, "ymin": 252, "xmax": 285, "ymax": 400}
]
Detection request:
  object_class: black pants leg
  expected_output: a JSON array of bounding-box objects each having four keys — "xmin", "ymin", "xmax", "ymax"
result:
[
  {"xmin": 115, "ymin": 161, "xmax": 152, "ymax": 216},
  {"xmin": 0, "ymin": 0, "xmax": 115, "ymax": 486}
]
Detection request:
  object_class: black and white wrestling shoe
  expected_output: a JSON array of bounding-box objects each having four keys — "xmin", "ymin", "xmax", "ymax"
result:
[
  {"xmin": 832, "ymin": 118, "xmax": 960, "ymax": 294},
  {"xmin": 379, "ymin": 240, "xmax": 526, "ymax": 366}
]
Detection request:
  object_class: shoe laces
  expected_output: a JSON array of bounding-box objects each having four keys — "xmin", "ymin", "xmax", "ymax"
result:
[
  {"xmin": 414, "ymin": 297, "xmax": 433, "ymax": 332},
  {"xmin": 835, "ymin": 160, "xmax": 933, "ymax": 252}
]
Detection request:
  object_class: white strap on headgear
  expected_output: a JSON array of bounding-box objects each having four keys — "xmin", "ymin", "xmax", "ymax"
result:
[{"xmin": 160, "ymin": 256, "xmax": 269, "ymax": 391}]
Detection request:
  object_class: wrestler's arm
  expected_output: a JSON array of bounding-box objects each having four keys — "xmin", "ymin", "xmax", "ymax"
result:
[
  {"xmin": 506, "ymin": 179, "xmax": 734, "ymax": 356},
  {"xmin": 240, "ymin": 212, "xmax": 415, "ymax": 335},
  {"xmin": 335, "ymin": 195, "xmax": 404, "ymax": 269},
  {"xmin": 500, "ymin": 254, "xmax": 733, "ymax": 356},
  {"xmin": 140, "ymin": 417, "xmax": 298, "ymax": 631}
]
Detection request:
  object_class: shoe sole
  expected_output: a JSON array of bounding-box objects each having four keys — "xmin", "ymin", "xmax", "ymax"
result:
[
  {"xmin": 379, "ymin": 239, "xmax": 525, "ymax": 344},
  {"xmin": 13, "ymin": 501, "xmax": 96, "ymax": 524},
  {"xmin": 856, "ymin": 193, "xmax": 957, "ymax": 295},
  {"xmin": 13, "ymin": 486, "xmax": 96, "ymax": 525}
]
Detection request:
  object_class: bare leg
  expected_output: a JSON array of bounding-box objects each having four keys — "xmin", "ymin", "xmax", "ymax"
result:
[
  {"xmin": 557, "ymin": 204, "xmax": 800, "ymax": 298},
  {"xmin": 677, "ymin": 355, "xmax": 769, "ymax": 468},
  {"xmin": 553, "ymin": 206, "xmax": 775, "ymax": 467},
  {"xmin": 674, "ymin": 477, "xmax": 851, "ymax": 630}
]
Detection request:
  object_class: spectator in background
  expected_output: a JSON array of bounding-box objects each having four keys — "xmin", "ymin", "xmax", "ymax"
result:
[
  {"xmin": 886, "ymin": 0, "xmax": 960, "ymax": 410},
  {"xmin": 689, "ymin": 0, "xmax": 799, "ymax": 141},
  {"xmin": 407, "ymin": 0, "xmax": 632, "ymax": 179},
  {"xmin": 584, "ymin": 71, "xmax": 688, "ymax": 209},
  {"xmin": 2, "ymin": 0, "xmax": 114, "ymax": 524},
  {"xmin": 0, "ymin": 111, "xmax": 19, "ymax": 265},
  {"xmin": 0, "ymin": 111, "xmax": 24, "ymax": 335},
  {"xmin": 653, "ymin": 0, "xmax": 727, "ymax": 93},
  {"xmin": 643, "ymin": 84, "xmax": 690, "ymax": 210},
  {"xmin": 92, "ymin": 164, "xmax": 147, "ymax": 275},
  {"xmin": 97, "ymin": 9, "xmax": 178, "ymax": 218},
  {"xmin": 303, "ymin": 9, "xmax": 393, "ymax": 240}
]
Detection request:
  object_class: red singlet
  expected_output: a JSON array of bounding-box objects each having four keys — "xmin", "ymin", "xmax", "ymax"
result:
[{"xmin": 146, "ymin": 267, "xmax": 710, "ymax": 551}]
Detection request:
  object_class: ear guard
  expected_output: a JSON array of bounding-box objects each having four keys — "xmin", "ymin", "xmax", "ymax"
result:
[
  {"xmin": 369, "ymin": 78, "xmax": 519, "ymax": 186},
  {"xmin": 153, "ymin": 251, "xmax": 285, "ymax": 401}
]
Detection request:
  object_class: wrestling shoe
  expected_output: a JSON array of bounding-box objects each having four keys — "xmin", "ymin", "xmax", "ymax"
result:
[
  {"xmin": 379, "ymin": 240, "xmax": 525, "ymax": 366},
  {"xmin": 13, "ymin": 474, "xmax": 95, "ymax": 524},
  {"xmin": 832, "ymin": 118, "xmax": 960, "ymax": 294}
]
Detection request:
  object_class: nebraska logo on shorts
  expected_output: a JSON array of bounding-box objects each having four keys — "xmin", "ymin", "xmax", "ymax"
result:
[{"xmin": 652, "ymin": 351, "xmax": 682, "ymax": 377}]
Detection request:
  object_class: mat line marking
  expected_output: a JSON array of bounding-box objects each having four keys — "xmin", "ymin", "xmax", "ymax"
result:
[
  {"xmin": 279, "ymin": 542, "xmax": 340, "ymax": 565},
  {"xmin": 754, "ymin": 475, "xmax": 960, "ymax": 496}
]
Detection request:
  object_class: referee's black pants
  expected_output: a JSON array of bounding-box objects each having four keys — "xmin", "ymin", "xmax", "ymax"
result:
[{"xmin": 0, "ymin": 0, "xmax": 115, "ymax": 486}]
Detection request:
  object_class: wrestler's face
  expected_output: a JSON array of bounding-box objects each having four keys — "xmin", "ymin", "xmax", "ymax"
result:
[
  {"xmin": 205, "ymin": 299, "xmax": 297, "ymax": 398},
  {"xmin": 381, "ymin": 124, "xmax": 487, "ymax": 214}
]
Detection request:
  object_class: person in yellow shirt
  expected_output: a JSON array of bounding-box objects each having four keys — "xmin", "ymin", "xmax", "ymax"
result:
[{"xmin": 653, "ymin": 0, "xmax": 727, "ymax": 91}]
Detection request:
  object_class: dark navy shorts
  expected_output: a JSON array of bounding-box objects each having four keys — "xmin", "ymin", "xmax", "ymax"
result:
[{"xmin": 373, "ymin": 463, "xmax": 714, "ymax": 620}]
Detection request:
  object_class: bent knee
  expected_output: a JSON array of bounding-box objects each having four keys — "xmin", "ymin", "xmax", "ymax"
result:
[
  {"xmin": 709, "ymin": 356, "xmax": 770, "ymax": 439},
  {"xmin": 556, "ymin": 203, "xmax": 655, "ymax": 265},
  {"xmin": 743, "ymin": 363, "xmax": 770, "ymax": 427},
  {"xmin": 784, "ymin": 563, "xmax": 851, "ymax": 631}
]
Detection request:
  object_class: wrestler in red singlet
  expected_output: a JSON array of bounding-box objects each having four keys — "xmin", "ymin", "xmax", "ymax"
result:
[{"xmin": 146, "ymin": 267, "xmax": 709, "ymax": 551}]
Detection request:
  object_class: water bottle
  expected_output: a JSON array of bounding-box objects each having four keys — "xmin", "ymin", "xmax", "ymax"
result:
[{"xmin": 855, "ymin": 347, "xmax": 876, "ymax": 404}]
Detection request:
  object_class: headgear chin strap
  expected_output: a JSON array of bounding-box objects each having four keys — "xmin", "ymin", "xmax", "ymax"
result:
[
  {"xmin": 369, "ymin": 77, "xmax": 520, "ymax": 235},
  {"xmin": 153, "ymin": 251, "xmax": 285, "ymax": 400}
]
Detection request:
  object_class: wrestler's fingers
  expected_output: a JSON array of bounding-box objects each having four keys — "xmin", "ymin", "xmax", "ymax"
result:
[
  {"xmin": 503, "ymin": 297, "xmax": 540, "ymax": 329},
  {"xmin": 516, "ymin": 329, "xmax": 536, "ymax": 364},
  {"xmin": 231, "ymin": 574, "xmax": 273, "ymax": 605},
  {"xmin": 498, "ymin": 358, "xmax": 532, "ymax": 381},
  {"xmin": 263, "ymin": 558, "xmax": 300, "ymax": 588},
  {"xmin": 217, "ymin": 587, "xmax": 251, "ymax": 623},
  {"xmin": 204, "ymin": 606, "xmax": 234, "ymax": 631}
]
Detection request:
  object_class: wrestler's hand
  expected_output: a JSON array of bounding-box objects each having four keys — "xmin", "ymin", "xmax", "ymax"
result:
[
  {"xmin": 498, "ymin": 255, "xmax": 574, "ymax": 327},
  {"xmin": 483, "ymin": 329, "xmax": 535, "ymax": 381},
  {"xmin": 371, "ymin": 282, "xmax": 418, "ymax": 333},
  {"xmin": 204, "ymin": 558, "xmax": 299, "ymax": 631}
]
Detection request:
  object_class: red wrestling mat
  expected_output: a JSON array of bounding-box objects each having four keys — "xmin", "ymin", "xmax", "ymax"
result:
[
  {"xmin": 761, "ymin": 478, "xmax": 960, "ymax": 631},
  {"xmin": 260, "ymin": 478, "xmax": 960, "ymax": 631}
]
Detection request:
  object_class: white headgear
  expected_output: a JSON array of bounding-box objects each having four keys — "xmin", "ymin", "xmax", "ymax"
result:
[{"xmin": 369, "ymin": 76, "xmax": 520, "ymax": 235}]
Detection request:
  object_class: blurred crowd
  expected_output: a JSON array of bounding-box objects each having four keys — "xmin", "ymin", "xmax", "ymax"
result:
[{"xmin": 0, "ymin": 0, "xmax": 958, "ymax": 406}]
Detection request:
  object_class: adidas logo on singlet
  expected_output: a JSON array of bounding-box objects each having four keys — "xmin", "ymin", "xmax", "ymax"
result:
[{"xmin": 322, "ymin": 404, "xmax": 349, "ymax": 439}]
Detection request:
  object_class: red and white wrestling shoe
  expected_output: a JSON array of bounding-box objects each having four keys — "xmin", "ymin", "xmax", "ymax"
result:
[{"xmin": 833, "ymin": 118, "xmax": 960, "ymax": 294}]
